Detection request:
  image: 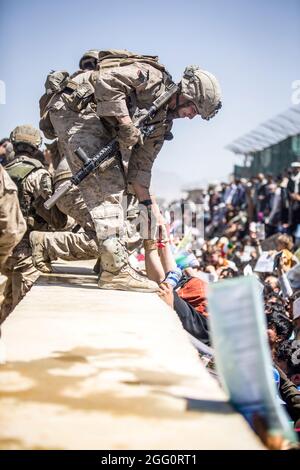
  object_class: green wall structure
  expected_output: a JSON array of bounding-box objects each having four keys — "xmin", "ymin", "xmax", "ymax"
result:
[{"xmin": 234, "ymin": 134, "xmax": 300, "ymax": 178}]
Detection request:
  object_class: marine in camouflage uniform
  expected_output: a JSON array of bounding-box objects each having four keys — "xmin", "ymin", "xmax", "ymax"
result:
[
  {"xmin": 31, "ymin": 51, "xmax": 102, "ymax": 272},
  {"xmin": 1, "ymin": 125, "xmax": 67, "ymax": 321},
  {"xmin": 0, "ymin": 165, "xmax": 26, "ymax": 306},
  {"xmin": 44, "ymin": 50, "xmax": 101, "ymax": 235},
  {"xmin": 47, "ymin": 50, "xmax": 221, "ymax": 292},
  {"xmin": 33, "ymin": 51, "xmax": 112, "ymax": 271},
  {"xmin": 53, "ymin": 50, "xmax": 100, "ymax": 235},
  {"xmin": 30, "ymin": 137, "xmax": 140, "ymax": 272},
  {"xmin": 30, "ymin": 138, "xmax": 99, "ymax": 272},
  {"xmin": 0, "ymin": 165, "xmax": 26, "ymax": 361}
]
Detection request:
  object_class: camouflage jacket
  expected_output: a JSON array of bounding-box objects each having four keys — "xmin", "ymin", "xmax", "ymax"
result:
[
  {"xmin": 0, "ymin": 165, "xmax": 26, "ymax": 270},
  {"xmin": 93, "ymin": 62, "xmax": 174, "ymax": 189},
  {"xmin": 57, "ymin": 63, "xmax": 174, "ymax": 189}
]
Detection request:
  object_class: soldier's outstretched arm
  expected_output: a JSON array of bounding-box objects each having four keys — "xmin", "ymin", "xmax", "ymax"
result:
[{"xmin": 127, "ymin": 123, "xmax": 166, "ymax": 199}]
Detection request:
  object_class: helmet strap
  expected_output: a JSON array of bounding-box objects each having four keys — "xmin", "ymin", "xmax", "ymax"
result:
[
  {"xmin": 168, "ymin": 87, "xmax": 194, "ymax": 118},
  {"xmin": 175, "ymin": 86, "xmax": 189, "ymax": 111},
  {"xmin": 175, "ymin": 99, "xmax": 194, "ymax": 112}
]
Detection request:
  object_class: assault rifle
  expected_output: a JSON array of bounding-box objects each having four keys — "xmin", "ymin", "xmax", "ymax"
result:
[{"xmin": 44, "ymin": 84, "xmax": 178, "ymax": 210}]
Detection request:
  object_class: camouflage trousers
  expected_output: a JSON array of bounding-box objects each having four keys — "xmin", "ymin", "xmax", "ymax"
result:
[
  {"xmin": 50, "ymin": 107, "xmax": 128, "ymax": 245},
  {"xmin": 47, "ymin": 178, "xmax": 99, "ymax": 263},
  {"xmin": 1, "ymin": 239, "xmax": 39, "ymax": 323},
  {"xmin": 41, "ymin": 230, "xmax": 98, "ymax": 262},
  {"xmin": 55, "ymin": 179, "xmax": 95, "ymax": 236}
]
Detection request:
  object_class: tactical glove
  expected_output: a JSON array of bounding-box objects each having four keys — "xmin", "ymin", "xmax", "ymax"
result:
[{"xmin": 117, "ymin": 122, "xmax": 143, "ymax": 149}]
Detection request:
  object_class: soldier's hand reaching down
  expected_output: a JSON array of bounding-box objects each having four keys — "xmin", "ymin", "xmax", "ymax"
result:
[{"xmin": 117, "ymin": 122, "xmax": 143, "ymax": 149}]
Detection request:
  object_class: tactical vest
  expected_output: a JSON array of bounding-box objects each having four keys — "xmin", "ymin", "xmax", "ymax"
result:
[
  {"xmin": 5, "ymin": 156, "xmax": 45, "ymax": 228},
  {"xmin": 61, "ymin": 51, "xmax": 173, "ymax": 117},
  {"xmin": 60, "ymin": 70, "xmax": 96, "ymax": 114},
  {"xmin": 39, "ymin": 70, "xmax": 70, "ymax": 139},
  {"xmin": 39, "ymin": 49, "xmax": 172, "ymax": 138}
]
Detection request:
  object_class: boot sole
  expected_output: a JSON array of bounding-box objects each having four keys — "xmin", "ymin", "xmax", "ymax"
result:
[{"xmin": 98, "ymin": 282, "xmax": 158, "ymax": 293}]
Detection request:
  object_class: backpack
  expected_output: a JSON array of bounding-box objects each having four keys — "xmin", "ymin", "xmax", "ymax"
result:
[
  {"xmin": 5, "ymin": 156, "xmax": 68, "ymax": 230},
  {"xmin": 97, "ymin": 49, "xmax": 167, "ymax": 74},
  {"xmin": 5, "ymin": 156, "xmax": 44, "ymax": 225},
  {"xmin": 39, "ymin": 70, "xmax": 70, "ymax": 139}
]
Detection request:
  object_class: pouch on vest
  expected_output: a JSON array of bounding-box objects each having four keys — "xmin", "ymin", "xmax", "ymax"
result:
[{"xmin": 61, "ymin": 80, "xmax": 95, "ymax": 113}]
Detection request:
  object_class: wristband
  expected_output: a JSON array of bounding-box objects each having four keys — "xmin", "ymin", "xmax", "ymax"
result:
[
  {"xmin": 140, "ymin": 199, "xmax": 152, "ymax": 207},
  {"xmin": 157, "ymin": 241, "xmax": 166, "ymax": 249}
]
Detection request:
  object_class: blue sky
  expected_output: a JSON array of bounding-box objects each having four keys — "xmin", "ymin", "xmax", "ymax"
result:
[{"xmin": 0, "ymin": 0, "xmax": 299, "ymax": 197}]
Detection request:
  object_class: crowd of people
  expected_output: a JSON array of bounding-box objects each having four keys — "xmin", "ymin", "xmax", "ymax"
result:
[{"xmin": 152, "ymin": 169, "xmax": 300, "ymax": 447}]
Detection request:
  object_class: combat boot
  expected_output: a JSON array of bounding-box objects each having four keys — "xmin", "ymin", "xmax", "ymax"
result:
[
  {"xmin": 29, "ymin": 231, "xmax": 52, "ymax": 273},
  {"xmin": 98, "ymin": 265, "xmax": 158, "ymax": 292},
  {"xmin": 93, "ymin": 257, "xmax": 102, "ymax": 275},
  {"xmin": 98, "ymin": 236, "xmax": 158, "ymax": 293}
]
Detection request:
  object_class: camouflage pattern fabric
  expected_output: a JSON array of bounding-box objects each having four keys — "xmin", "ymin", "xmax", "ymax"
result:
[
  {"xmin": 1, "ymin": 239, "xmax": 39, "ymax": 323},
  {"xmin": 40, "ymin": 230, "xmax": 98, "ymax": 262},
  {"xmin": 0, "ymin": 166, "xmax": 26, "ymax": 271}
]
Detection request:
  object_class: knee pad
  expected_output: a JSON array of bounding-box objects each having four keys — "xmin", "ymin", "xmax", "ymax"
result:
[{"xmin": 100, "ymin": 237, "xmax": 128, "ymax": 273}]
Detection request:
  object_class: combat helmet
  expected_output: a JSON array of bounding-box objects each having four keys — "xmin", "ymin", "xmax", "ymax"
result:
[
  {"xmin": 79, "ymin": 50, "xmax": 100, "ymax": 70},
  {"xmin": 180, "ymin": 65, "xmax": 222, "ymax": 120},
  {"xmin": 10, "ymin": 125, "xmax": 42, "ymax": 149}
]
